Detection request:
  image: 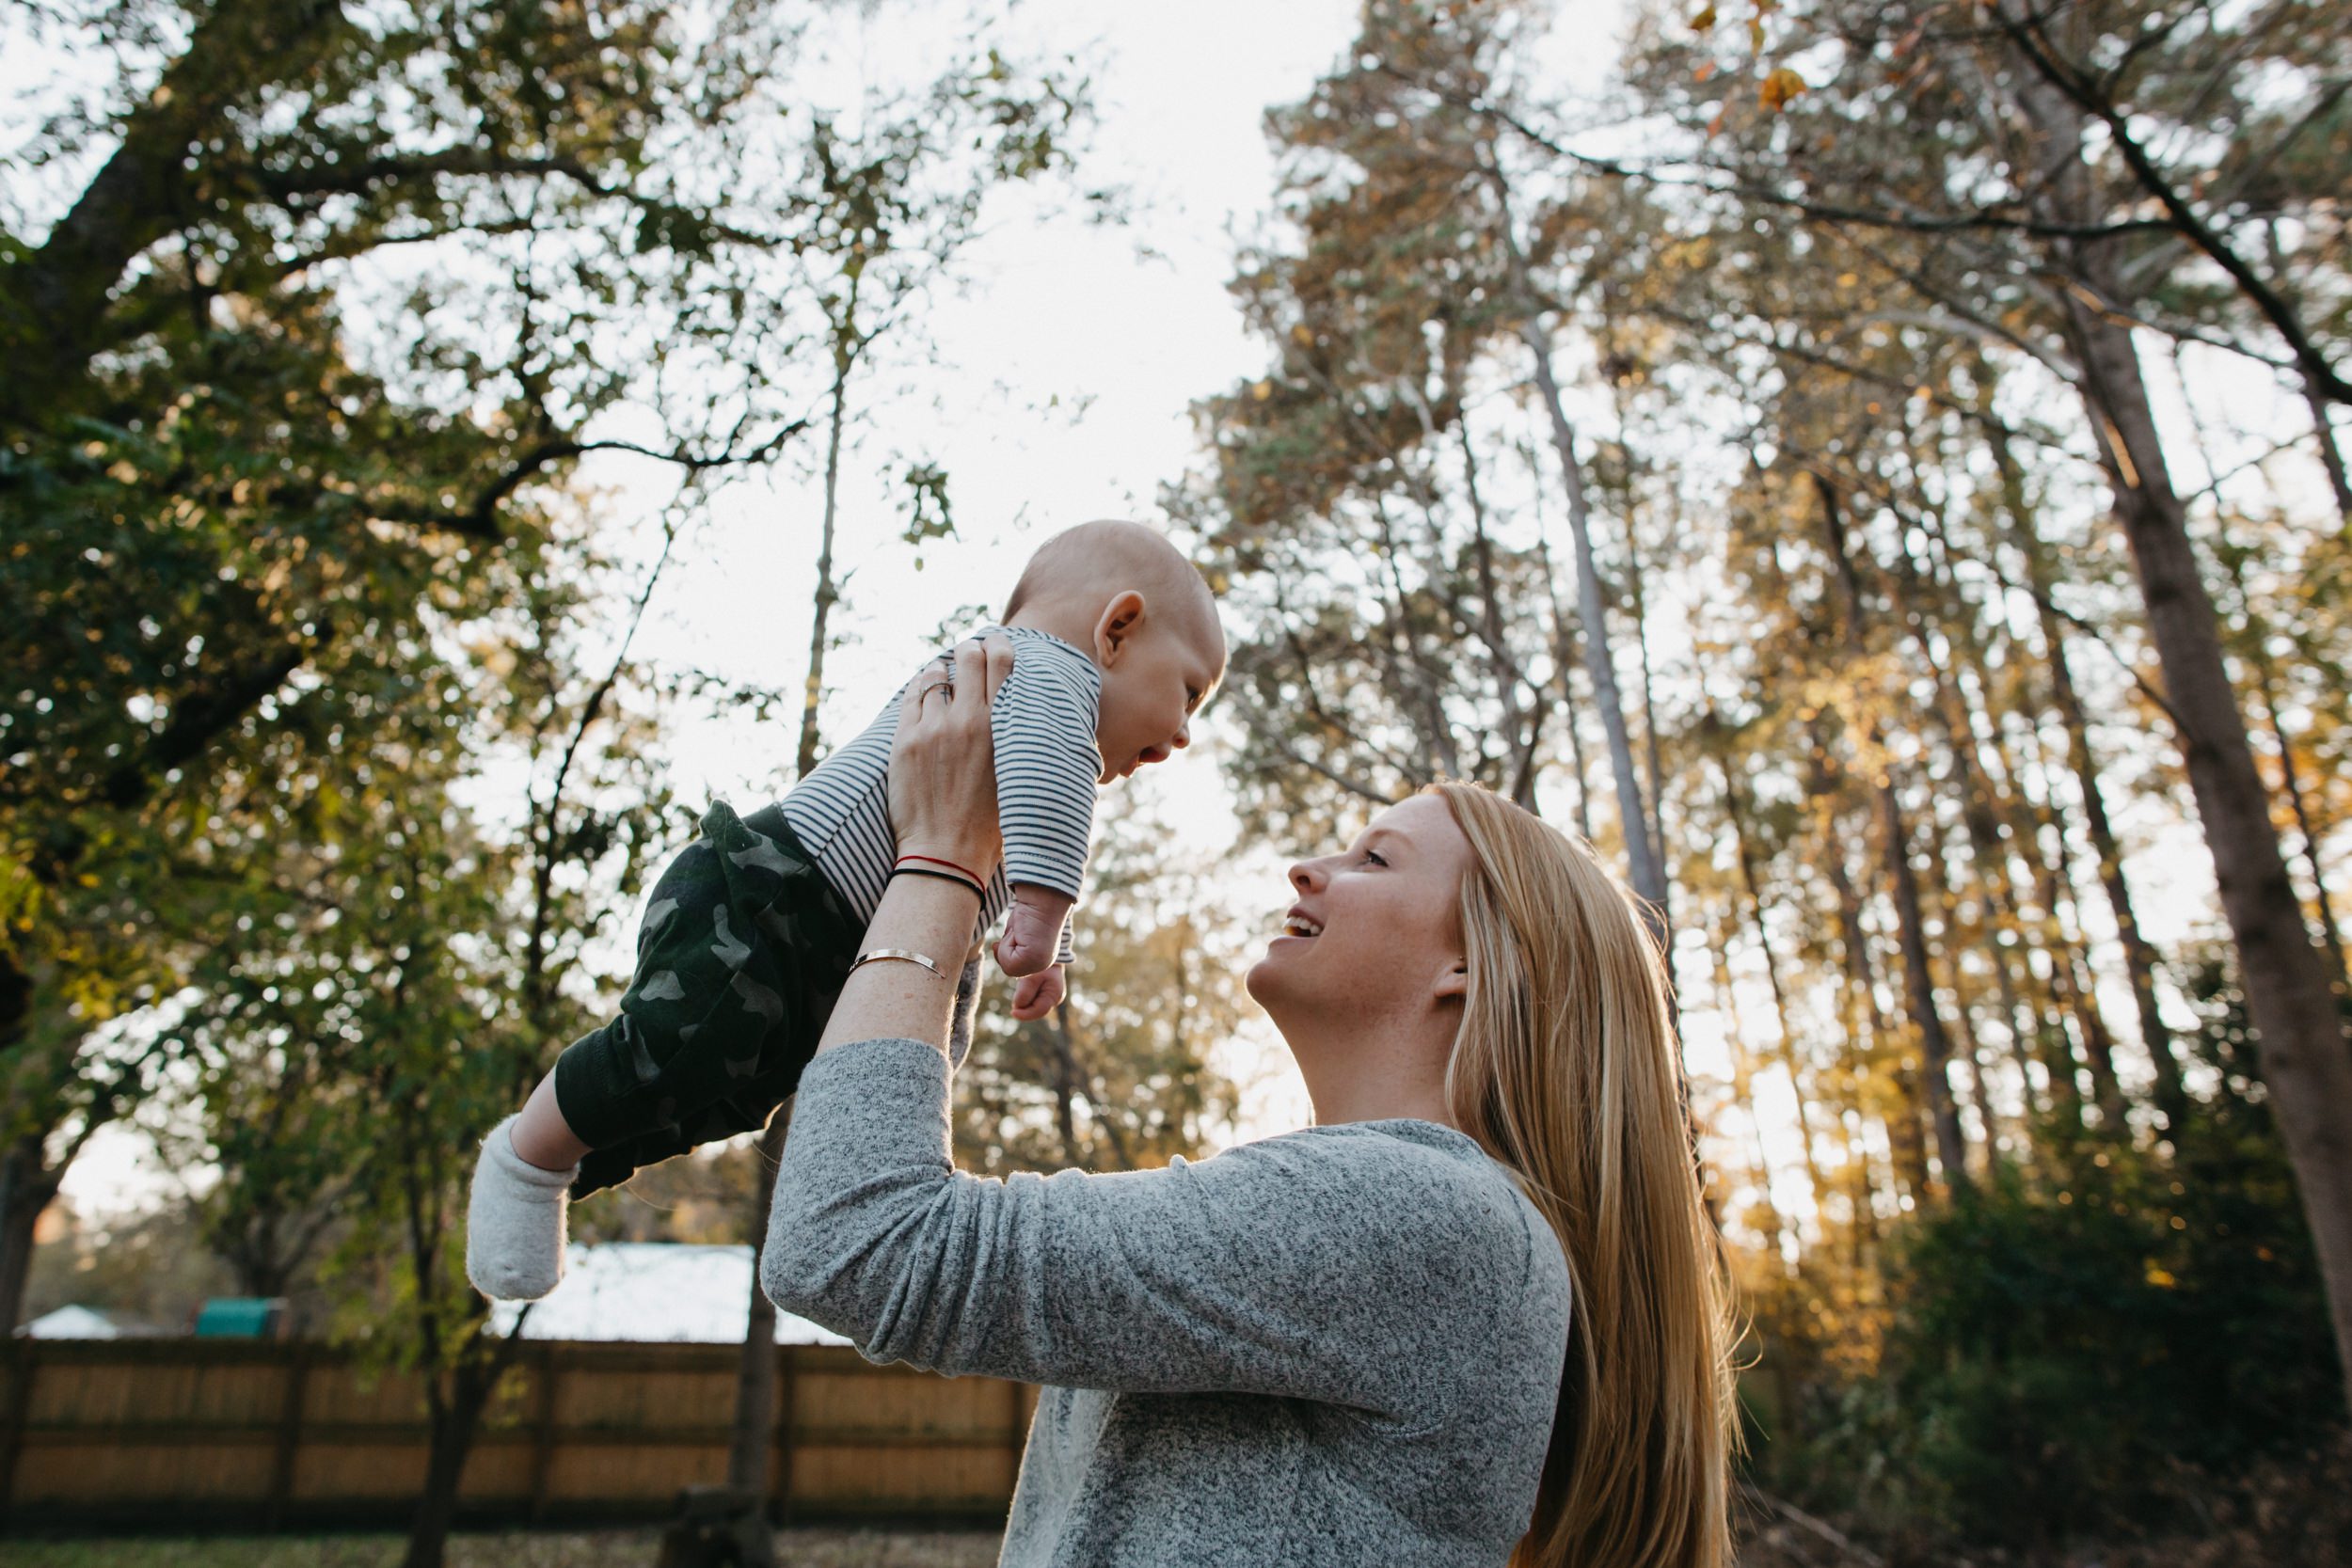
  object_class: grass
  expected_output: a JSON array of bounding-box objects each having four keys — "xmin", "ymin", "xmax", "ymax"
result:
[{"xmin": 0, "ymin": 1528, "xmax": 1004, "ymax": 1568}]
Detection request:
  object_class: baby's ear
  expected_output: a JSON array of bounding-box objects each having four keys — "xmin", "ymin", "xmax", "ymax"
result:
[{"xmin": 1093, "ymin": 590, "xmax": 1147, "ymax": 663}]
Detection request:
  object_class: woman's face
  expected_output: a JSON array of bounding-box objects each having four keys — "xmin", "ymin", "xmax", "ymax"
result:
[{"xmin": 1246, "ymin": 793, "xmax": 1475, "ymax": 1027}]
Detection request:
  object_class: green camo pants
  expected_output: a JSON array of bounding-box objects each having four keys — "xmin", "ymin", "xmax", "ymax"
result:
[{"xmin": 553, "ymin": 801, "xmax": 980, "ymax": 1198}]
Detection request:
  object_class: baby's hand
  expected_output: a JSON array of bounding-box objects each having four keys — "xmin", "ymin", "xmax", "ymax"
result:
[
  {"xmin": 1010, "ymin": 964, "xmax": 1067, "ymax": 1022},
  {"xmin": 994, "ymin": 884, "xmax": 1073, "ymax": 978}
]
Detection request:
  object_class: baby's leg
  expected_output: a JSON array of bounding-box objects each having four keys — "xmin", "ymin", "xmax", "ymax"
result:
[
  {"xmin": 564, "ymin": 803, "xmax": 858, "ymax": 1196},
  {"xmin": 465, "ymin": 1098, "xmax": 577, "ymax": 1301},
  {"xmin": 510, "ymin": 1071, "xmax": 589, "ymax": 1170}
]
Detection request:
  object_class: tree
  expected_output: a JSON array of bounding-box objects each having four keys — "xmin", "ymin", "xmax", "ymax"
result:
[
  {"xmin": 1598, "ymin": 0, "xmax": 2352, "ymax": 1404},
  {"xmin": 170, "ymin": 506, "xmax": 675, "ymax": 1568},
  {"xmin": 688, "ymin": 52, "xmax": 1093, "ymax": 1562},
  {"xmin": 0, "ymin": 0, "xmax": 818, "ymax": 1331}
]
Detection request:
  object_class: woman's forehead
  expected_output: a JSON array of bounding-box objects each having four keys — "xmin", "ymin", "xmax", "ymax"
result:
[{"xmin": 1360, "ymin": 793, "xmax": 1461, "ymax": 849}]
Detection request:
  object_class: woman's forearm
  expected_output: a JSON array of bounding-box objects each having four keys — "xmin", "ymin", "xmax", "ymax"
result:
[{"xmin": 813, "ymin": 873, "xmax": 985, "ymax": 1060}]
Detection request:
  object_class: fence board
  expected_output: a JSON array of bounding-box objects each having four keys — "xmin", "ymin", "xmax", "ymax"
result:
[{"xmin": 0, "ymin": 1339, "xmax": 1028, "ymax": 1530}]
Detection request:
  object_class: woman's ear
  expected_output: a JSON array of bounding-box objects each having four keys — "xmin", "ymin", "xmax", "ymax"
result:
[
  {"xmin": 1093, "ymin": 590, "xmax": 1146, "ymax": 666},
  {"xmin": 1433, "ymin": 960, "xmax": 1469, "ymax": 1003}
]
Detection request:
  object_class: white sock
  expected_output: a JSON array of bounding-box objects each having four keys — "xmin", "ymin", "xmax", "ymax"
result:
[{"xmin": 464, "ymin": 1115, "xmax": 578, "ymax": 1301}]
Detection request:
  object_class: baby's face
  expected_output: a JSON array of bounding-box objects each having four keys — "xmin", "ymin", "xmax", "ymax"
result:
[{"xmin": 1093, "ymin": 612, "xmax": 1224, "ymax": 784}]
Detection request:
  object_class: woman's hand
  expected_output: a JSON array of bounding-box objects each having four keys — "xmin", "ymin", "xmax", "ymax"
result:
[{"xmin": 887, "ymin": 633, "xmax": 1015, "ymax": 879}]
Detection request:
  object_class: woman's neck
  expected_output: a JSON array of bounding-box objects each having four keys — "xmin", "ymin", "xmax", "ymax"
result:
[{"xmin": 1290, "ymin": 1018, "xmax": 1458, "ymax": 1130}]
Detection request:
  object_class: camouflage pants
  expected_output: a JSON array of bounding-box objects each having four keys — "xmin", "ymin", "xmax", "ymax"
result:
[{"xmin": 554, "ymin": 801, "xmax": 980, "ymax": 1198}]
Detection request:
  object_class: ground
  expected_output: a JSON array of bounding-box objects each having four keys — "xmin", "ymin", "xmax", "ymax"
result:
[{"xmin": 0, "ymin": 1529, "xmax": 1003, "ymax": 1568}]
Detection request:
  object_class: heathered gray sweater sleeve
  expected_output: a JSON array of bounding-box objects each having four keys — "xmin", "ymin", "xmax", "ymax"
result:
[{"xmin": 764, "ymin": 1037, "xmax": 1573, "ymax": 1566}]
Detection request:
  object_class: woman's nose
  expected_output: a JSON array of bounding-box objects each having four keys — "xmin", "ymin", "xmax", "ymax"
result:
[{"xmin": 1288, "ymin": 860, "xmax": 1321, "ymax": 895}]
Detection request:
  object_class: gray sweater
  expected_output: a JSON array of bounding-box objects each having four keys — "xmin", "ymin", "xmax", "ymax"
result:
[{"xmin": 762, "ymin": 1037, "xmax": 1573, "ymax": 1567}]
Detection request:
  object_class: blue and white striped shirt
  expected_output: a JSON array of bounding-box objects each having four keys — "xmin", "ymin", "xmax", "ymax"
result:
[{"xmin": 781, "ymin": 626, "xmax": 1101, "ymax": 965}]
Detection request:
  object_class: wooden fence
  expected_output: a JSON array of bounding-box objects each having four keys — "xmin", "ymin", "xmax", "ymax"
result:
[{"xmin": 0, "ymin": 1338, "xmax": 1041, "ymax": 1531}]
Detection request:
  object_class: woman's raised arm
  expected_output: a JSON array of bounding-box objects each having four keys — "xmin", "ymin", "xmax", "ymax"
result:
[{"xmin": 806, "ymin": 634, "xmax": 1014, "ymax": 1064}]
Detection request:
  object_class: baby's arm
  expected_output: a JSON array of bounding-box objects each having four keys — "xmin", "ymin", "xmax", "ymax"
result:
[{"xmin": 986, "ymin": 638, "xmax": 1099, "ymax": 944}]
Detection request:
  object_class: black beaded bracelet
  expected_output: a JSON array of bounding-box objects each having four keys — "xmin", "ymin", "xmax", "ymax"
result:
[{"xmin": 888, "ymin": 864, "xmax": 985, "ymax": 899}]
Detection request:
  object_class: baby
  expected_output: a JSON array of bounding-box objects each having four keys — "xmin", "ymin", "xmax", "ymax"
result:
[{"xmin": 466, "ymin": 519, "xmax": 1226, "ymax": 1300}]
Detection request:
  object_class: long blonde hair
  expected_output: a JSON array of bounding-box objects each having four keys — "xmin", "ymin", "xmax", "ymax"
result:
[{"xmin": 1431, "ymin": 783, "xmax": 1736, "ymax": 1568}]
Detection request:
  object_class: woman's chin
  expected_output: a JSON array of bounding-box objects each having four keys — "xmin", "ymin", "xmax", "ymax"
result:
[
  {"xmin": 1243, "ymin": 950, "xmax": 1288, "ymax": 1005},
  {"xmin": 1245, "ymin": 939, "xmax": 1311, "ymax": 1006}
]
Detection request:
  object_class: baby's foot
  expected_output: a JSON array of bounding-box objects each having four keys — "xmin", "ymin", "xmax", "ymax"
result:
[{"xmin": 465, "ymin": 1115, "xmax": 578, "ymax": 1301}]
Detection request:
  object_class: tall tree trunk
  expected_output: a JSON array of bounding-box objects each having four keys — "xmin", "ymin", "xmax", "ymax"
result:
[
  {"xmin": 725, "ymin": 1110, "xmax": 788, "ymax": 1555},
  {"xmin": 1910, "ymin": 619, "xmax": 2048, "ymax": 1133},
  {"xmin": 1815, "ymin": 477, "xmax": 1970, "ymax": 1191},
  {"xmin": 1628, "ymin": 527, "xmax": 1672, "ymax": 898},
  {"xmin": 795, "ymin": 371, "xmax": 851, "ymax": 783},
  {"xmin": 1523, "ymin": 331, "xmax": 1669, "ymax": 937},
  {"xmin": 2213, "ymin": 544, "xmax": 2352, "ymax": 1001},
  {"xmin": 1711, "ymin": 737, "xmax": 1828, "ymax": 1215},
  {"xmin": 0, "ymin": 1136, "xmax": 60, "ymax": 1335},
  {"xmin": 2045, "ymin": 626, "xmax": 2182, "ymax": 1115},
  {"xmin": 2305, "ymin": 381, "xmax": 2352, "ymax": 534},
  {"xmin": 401, "ymin": 1355, "xmax": 505, "ymax": 1568},
  {"xmin": 2010, "ymin": 50, "xmax": 2352, "ymax": 1402},
  {"xmin": 1713, "ymin": 939, "xmax": 1789, "ymax": 1264},
  {"xmin": 724, "ymin": 358, "xmax": 856, "ymax": 1551},
  {"xmin": 1371, "ymin": 496, "xmax": 1465, "ymax": 779},
  {"xmin": 1878, "ymin": 784, "xmax": 1972, "ymax": 1191},
  {"xmin": 1534, "ymin": 533, "xmax": 1599, "ymax": 844},
  {"xmin": 1483, "ymin": 155, "xmax": 1661, "ymax": 919},
  {"xmin": 2257, "ymin": 682, "xmax": 2352, "ymax": 1000},
  {"xmin": 1924, "ymin": 835, "xmax": 2003, "ymax": 1164},
  {"xmin": 1810, "ymin": 744, "xmax": 1931, "ymax": 1207},
  {"xmin": 1455, "ymin": 420, "xmax": 1543, "ymax": 805}
]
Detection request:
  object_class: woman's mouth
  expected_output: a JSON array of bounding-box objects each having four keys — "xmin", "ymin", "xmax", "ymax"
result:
[{"xmin": 1279, "ymin": 913, "xmax": 1322, "ymax": 939}]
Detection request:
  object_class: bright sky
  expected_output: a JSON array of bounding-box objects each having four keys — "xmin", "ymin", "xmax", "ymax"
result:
[{"xmin": 20, "ymin": 0, "xmax": 1446, "ymax": 1216}]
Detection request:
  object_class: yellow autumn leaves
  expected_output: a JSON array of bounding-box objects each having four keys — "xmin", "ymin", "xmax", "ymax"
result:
[{"xmin": 1692, "ymin": 0, "xmax": 1810, "ymax": 113}]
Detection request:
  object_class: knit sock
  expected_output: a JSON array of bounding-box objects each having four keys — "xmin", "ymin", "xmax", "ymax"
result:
[{"xmin": 465, "ymin": 1115, "xmax": 578, "ymax": 1301}]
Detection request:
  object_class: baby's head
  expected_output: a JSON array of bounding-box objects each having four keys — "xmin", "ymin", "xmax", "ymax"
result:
[{"xmin": 1001, "ymin": 520, "xmax": 1227, "ymax": 784}]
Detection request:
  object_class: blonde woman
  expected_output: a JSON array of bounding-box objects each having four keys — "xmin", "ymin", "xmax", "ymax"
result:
[{"xmin": 763, "ymin": 636, "xmax": 1736, "ymax": 1567}]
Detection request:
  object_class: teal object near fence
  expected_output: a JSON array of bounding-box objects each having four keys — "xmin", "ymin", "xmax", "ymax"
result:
[{"xmin": 192, "ymin": 1298, "xmax": 282, "ymax": 1338}]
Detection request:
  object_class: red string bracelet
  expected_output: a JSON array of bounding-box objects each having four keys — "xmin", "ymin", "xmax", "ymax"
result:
[{"xmin": 898, "ymin": 852, "xmax": 986, "ymax": 886}]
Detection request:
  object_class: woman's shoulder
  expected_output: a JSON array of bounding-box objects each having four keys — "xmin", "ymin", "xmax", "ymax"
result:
[{"xmin": 1205, "ymin": 1120, "xmax": 1571, "ymax": 1306}]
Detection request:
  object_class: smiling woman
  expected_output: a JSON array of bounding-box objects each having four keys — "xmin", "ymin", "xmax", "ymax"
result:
[{"xmin": 757, "ymin": 638, "xmax": 1736, "ymax": 1568}]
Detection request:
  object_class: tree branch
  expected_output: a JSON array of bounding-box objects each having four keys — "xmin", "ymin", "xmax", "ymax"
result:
[{"xmin": 1995, "ymin": 14, "xmax": 2352, "ymax": 404}]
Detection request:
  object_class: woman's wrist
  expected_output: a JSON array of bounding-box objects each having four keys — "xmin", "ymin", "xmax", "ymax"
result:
[{"xmin": 895, "ymin": 839, "xmax": 999, "ymax": 881}]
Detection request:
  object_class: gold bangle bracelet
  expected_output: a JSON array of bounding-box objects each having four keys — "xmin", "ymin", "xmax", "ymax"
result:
[{"xmin": 849, "ymin": 947, "xmax": 952, "ymax": 982}]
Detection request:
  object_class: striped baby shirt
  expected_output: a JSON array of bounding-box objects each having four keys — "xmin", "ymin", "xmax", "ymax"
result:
[{"xmin": 781, "ymin": 626, "xmax": 1101, "ymax": 966}]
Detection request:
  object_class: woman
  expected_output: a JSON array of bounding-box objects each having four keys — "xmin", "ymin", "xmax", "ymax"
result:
[{"xmin": 763, "ymin": 637, "xmax": 1736, "ymax": 1567}]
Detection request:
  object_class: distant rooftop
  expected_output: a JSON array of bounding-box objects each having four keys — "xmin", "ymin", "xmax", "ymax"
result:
[
  {"xmin": 487, "ymin": 1243, "xmax": 851, "ymax": 1345},
  {"xmin": 19, "ymin": 1304, "xmax": 166, "ymax": 1339}
]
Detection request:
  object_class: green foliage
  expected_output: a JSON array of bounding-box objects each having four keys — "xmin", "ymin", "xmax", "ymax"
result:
[{"xmin": 1748, "ymin": 953, "xmax": 2341, "ymax": 1545}]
